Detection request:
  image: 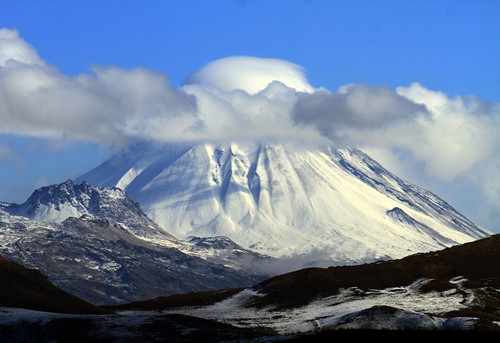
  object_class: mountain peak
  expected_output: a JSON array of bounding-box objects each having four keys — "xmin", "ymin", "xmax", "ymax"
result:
[
  {"xmin": 77, "ymin": 141, "xmax": 490, "ymax": 266},
  {"xmin": 0, "ymin": 179, "xmax": 173, "ymax": 240}
]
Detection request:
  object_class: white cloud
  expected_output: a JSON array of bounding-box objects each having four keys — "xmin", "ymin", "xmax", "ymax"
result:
[
  {"xmin": 180, "ymin": 81, "xmax": 324, "ymax": 143},
  {"xmin": 0, "ymin": 28, "xmax": 199, "ymax": 147},
  {"xmin": 0, "ymin": 28, "xmax": 45, "ymax": 66},
  {"xmin": 291, "ymin": 83, "xmax": 428, "ymax": 140},
  {"xmin": 292, "ymin": 81, "xmax": 500, "ymax": 182},
  {"xmin": 396, "ymin": 82, "xmax": 498, "ymax": 180},
  {"xmin": 0, "ymin": 32, "xmax": 321, "ymax": 146}
]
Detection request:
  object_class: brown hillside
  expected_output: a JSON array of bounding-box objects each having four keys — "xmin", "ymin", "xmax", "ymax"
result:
[
  {"xmin": 112, "ymin": 234, "xmax": 500, "ymax": 314},
  {"xmin": 249, "ymin": 234, "xmax": 500, "ymax": 309}
]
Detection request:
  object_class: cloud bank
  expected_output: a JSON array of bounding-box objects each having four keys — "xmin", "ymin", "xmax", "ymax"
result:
[
  {"xmin": 1, "ymin": 28, "xmax": 500, "ymax": 229},
  {"xmin": 292, "ymin": 82, "xmax": 499, "ymax": 181}
]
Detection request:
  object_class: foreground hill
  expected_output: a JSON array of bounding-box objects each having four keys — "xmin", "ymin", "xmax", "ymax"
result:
[
  {"xmin": 115, "ymin": 234, "xmax": 500, "ymax": 334},
  {"xmin": 0, "ymin": 254, "xmax": 269, "ymax": 342},
  {"xmin": 1, "ymin": 236, "xmax": 499, "ymax": 341}
]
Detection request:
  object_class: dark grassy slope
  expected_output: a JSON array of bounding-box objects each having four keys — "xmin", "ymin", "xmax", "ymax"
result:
[
  {"xmin": 0, "ymin": 255, "xmax": 110, "ymax": 314},
  {"xmin": 115, "ymin": 234, "xmax": 500, "ymax": 319},
  {"xmin": 248, "ymin": 234, "xmax": 500, "ymax": 309}
]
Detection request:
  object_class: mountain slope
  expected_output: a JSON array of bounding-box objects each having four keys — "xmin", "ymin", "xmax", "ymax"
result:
[
  {"xmin": 0, "ymin": 181, "xmax": 269, "ymax": 305},
  {"xmin": 2, "ymin": 236, "xmax": 499, "ymax": 340},
  {"xmin": 77, "ymin": 141, "xmax": 490, "ymax": 265},
  {"xmin": 249, "ymin": 233, "xmax": 500, "ymax": 309},
  {"xmin": 0, "ymin": 215, "xmax": 267, "ymax": 305},
  {"xmin": 0, "ymin": 179, "xmax": 268, "ymax": 270}
]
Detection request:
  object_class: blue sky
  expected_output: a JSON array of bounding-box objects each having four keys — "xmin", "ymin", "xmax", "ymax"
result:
[{"xmin": 0, "ymin": 0, "xmax": 499, "ymax": 232}]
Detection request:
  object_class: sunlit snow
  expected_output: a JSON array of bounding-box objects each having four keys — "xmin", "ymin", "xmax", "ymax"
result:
[
  {"xmin": 78, "ymin": 142, "xmax": 490, "ymax": 270},
  {"xmin": 160, "ymin": 278, "xmax": 485, "ymax": 333}
]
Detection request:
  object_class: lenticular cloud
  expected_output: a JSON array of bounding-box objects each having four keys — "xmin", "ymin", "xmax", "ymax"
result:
[{"xmin": 184, "ymin": 56, "xmax": 315, "ymax": 95}]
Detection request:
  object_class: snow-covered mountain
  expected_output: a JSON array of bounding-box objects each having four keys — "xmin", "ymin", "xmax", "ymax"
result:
[
  {"xmin": 0, "ymin": 179, "xmax": 171, "ymax": 240},
  {"xmin": 0, "ymin": 179, "xmax": 270, "ymax": 271},
  {"xmin": 77, "ymin": 141, "xmax": 491, "ymax": 265},
  {"xmin": 0, "ymin": 180, "xmax": 269, "ymax": 304}
]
